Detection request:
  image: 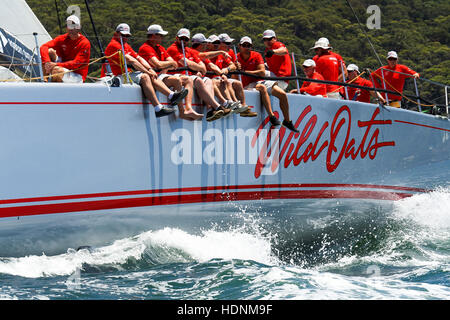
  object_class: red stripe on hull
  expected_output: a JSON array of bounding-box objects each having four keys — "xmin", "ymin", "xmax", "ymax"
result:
[
  {"xmin": 0, "ymin": 190, "xmax": 413, "ymax": 219},
  {"xmin": 0, "ymin": 183, "xmax": 426, "ymax": 205}
]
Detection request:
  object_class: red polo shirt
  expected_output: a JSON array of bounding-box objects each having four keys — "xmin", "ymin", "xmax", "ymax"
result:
[
  {"xmin": 264, "ymin": 41, "xmax": 291, "ymax": 79},
  {"xmin": 300, "ymin": 72, "xmax": 327, "ymax": 97},
  {"xmin": 167, "ymin": 42, "xmax": 203, "ymax": 75},
  {"xmin": 341, "ymin": 77, "xmax": 374, "ymax": 103},
  {"xmin": 315, "ymin": 53, "xmax": 340, "ymax": 93},
  {"xmin": 138, "ymin": 42, "xmax": 170, "ymax": 64},
  {"xmin": 372, "ymin": 64, "xmax": 418, "ymax": 101},
  {"xmin": 104, "ymin": 37, "xmax": 139, "ymax": 76},
  {"xmin": 40, "ymin": 33, "xmax": 91, "ymax": 81},
  {"xmin": 237, "ymin": 51, "xmax": 265, "ymax": 88}
]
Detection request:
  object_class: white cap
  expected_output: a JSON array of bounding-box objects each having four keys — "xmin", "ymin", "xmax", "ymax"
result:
[
  {"xmin": 177, "ymin": 28, "xmax": 190, "ymax": 39},
  {"xmin": 302, "ymin": 59, "xmax": 316, "ymax": 67},
  {"xmin": 239, "ymin": 36, "xmax": 252, "ymax": 45},
  {"xmin": 311, "ymin": 38, "xmax": 331, "ymax": 50},
  {"xmin": 347, "ymin": 64, "xmax": 359, "ymax": 72},
  {"xmin": 218, "ymin": 33, "xmax": 234, "ymax": 43},
  {"xmin": 387, "ymin": 51, "xmax": 398, "ymax": 59},
  {"xmin": 262, "ymin": 29, "xmax": 276, "ymax": 39},
  {"xmin": 192, "ymin": 33, "xmax": 207, "ymax": 44},
  {"xmin": 66, "ymin": 15, "xmax": 81, "ymax": 30},
  {"xmin": 208, "ymin": 34, "xmax": 220, "ymax": 43},
  {"xmin": 147, "ymin": 24, "xmax": 168, "ymax": 35},
  {"xmin": 116, "ymin": 23, "xmax": 131, "ymax": 36}
]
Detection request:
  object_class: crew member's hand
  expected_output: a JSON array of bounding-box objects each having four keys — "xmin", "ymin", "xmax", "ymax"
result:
[
  {"xmin": 236, "ymin": 62, "xmax": 242, "ymax": 70},
  {"xmin": 413, "ymin": 73, "xmax": 419, "ymax": 79},
  {"xmin": 44, "ymin": 62, "xmax": 57, "ymax": 73},
  {"xmin": 265, "ymin": 50, "xmax": 274, "ymax": 58},
  {"xmin": 170, "ymin": 61, "xmax": 178, "ymax": 70},
  {"xmin": 147, "ymin": 68, "xmax": 157, "ymax": 79}
]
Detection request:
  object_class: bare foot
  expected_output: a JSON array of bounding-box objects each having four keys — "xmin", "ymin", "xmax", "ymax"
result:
[{"xmin": 183, "ymin": 109, "xmax": 204, "ymax": 120}]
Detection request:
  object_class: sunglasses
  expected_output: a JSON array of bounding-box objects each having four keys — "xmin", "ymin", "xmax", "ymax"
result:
[
  {"xmin": 212, "ymin": 41, "xmax": 220, "ymax": 45},
  {"xmin": 221, "ymin": 42, "xmax": 232, "ymax": 45},
  {"xmin": 179, "ymin": 37, "xmax": 190, "ymax": 42},
  {"xmin": 387, "ymin": 58, "xmax": 397, "ymax": 61},
  {"xmin": 263, "ymin": 37, "xmax": 274, "ymax": 42},
  {"xmin": 240, "ymin": 43, "xmax": 252, "ymax": 48}
]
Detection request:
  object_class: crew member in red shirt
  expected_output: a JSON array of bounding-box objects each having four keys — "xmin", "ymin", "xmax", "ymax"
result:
[
  {"xmin": 191, "ymin": 34, "xmax": 234, "ymax": 117},
  {"xmin": 138, "ymin": 24, "xmax": 202, "ymax": 120},
  {"xmin": 371, "ymin": 51, "xmax": 419, "ymax": 108},
  {"xmin": 261, "ymin": 30, "xmax": 298, "ymax": 132},
  {"xmin": 40, "ymin": 15, "xmax": 90, "ymax": 83},
  {"xmin": 237, "ymin": 36, "xmax": 298, "ymax": 132},
  {"xmin": 217, "ymin": 33, "xmax": 248, "ymax": 113},
  {"xmin": 105, "ymin": 23, "xmax": 186, "ymax": 118},
  {"xmin": 312, "ymin": 38, "xmax": 347, "ymax": 82},
  {"xmin": 167, "ymin": 28, "xmax": 225, "ymax": 121},
  {"xmin": 311, "ymin": 38, "xmax": 345, "ymax": 99},
  {"xmin": 299, "ymin": 59, "xmax": 327, "ymax": 97},
  {"xmin": 340, "ymin": 64, "xmax": 386, "ymax": 104}
]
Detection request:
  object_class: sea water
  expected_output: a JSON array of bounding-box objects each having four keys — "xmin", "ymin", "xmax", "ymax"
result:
[{"xmin": 0, "ymin": 188, "xmax": 449, "ymax": 300}]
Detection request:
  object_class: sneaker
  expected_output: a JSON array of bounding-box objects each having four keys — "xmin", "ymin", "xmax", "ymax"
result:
[
  {"xmin": 218, "ymin": 106, "xmax": 232, "ymax": 118},
  {"xmin": 282, "ymin": 120, "xmax": 299, "ymax": 133},
  {"xmin": 233, "ymin": 102, "xmax": 249, "ymax": 114},
  {"xmin": 206, "ymin": 108, "xmax": 224, "ymax": 121},
  {"xmin": 269, "ymin": 115, "xmax": 281, "ymax": 126},
  {"xmin": 227, "ymin": 101, "xmax": 240, "ymax": 113},
  {"xmin": 239, "ymin": 109, "xmax": 257, "ymax": 117},
  {"xmin": 155, "ymin": 106, "xmax": 175, "ymax": 118},
  {"xmin": 169, "ymin": 88, "xmax": 189, "ymax": 106}
]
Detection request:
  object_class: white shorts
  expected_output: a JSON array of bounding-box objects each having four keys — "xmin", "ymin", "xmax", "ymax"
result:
[
  {"xmin": 158, "ymin": 73, "xmax": 181, "ymax": 81},
  {"xmin": 119, "ymin": 71, "xmax": 143, "ymax": 85},
  {"xmin": 191, "ymin": 75, "xmax": 211, "ymax": 84},
  {"xmin": 61, "ymin": 70, "xmax": 83, "ymax": 83},
  {"xmin": 327, "ymin": 92, "xmax": 342, "ymax": 100},
  {"xmin": 245, "ymin": 79, "xmax": 287, "ymax": 94}
]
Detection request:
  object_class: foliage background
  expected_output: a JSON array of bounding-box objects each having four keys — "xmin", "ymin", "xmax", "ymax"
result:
[{"xmin": 27, "ymin": 0, "xmax": 449, "ymax": 104}]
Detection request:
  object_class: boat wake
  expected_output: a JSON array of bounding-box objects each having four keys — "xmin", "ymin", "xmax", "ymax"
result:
[{"xmin": 0, "ymin": 187, "xmax": 449, "ymax": 299}]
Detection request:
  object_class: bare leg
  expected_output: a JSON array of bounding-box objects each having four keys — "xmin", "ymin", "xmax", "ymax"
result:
[
  {"xmin": 165, "ymin": 76, "xmax": 202, "ymax": 120},
  {"xmin": 140, "ymin": 73, "xmax": 161, "ymax": 107},
  {"xmin": 255, "ymin": 83, "xmax": 274, "ymax": 117},
  {"xmin": 195, "ymin": 77, "xmax": 220, "ymax": 109},
  {"xmin": 232, "ymin": 81, "xmax": 246, "ymax": 105},
  {"xmin": 213, "ymin": 79, "xmax": 227, "ymax": 105},
  {"xmin": 151, "ymin": 77, "xmax": 172, "ymax": 96},
  {"xmin": 271, "ymin": 85, "xmax": 291, "ymax": 122}
]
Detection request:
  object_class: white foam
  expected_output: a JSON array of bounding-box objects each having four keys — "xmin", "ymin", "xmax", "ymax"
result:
[
  {"xmin": 0, "ymin": 226, "xmax": 276, "ymax": 278},
  {"xmin": 393, "ymin": 187, "xmax": 450, "ymax": 229}
]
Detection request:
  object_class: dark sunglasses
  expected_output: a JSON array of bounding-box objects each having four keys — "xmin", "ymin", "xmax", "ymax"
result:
[
  {"xmin": 240, "ymin": 43, "xmax": 252, "ymax": 48},
  {"xmin": 212, "ymin": 41, "xmax": 220, "ymax": 45},
  {"xmin": 179, "ymin": 37, "xmax": 190, "ymax": 42},
  {"xmin": 221, "ymin": 42, "xmax": 232, "ymax": 45},
  {"xmin": 387, "ymin": 57, "xmax": 398, "ymax": 61},
  {"xmin": 263, "ymin": 37, "xmax": 274, "ymax": 42}
]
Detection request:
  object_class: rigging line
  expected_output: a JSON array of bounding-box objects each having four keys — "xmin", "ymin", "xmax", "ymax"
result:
[{"xmin": 345, "ymin": 0, "xmax": 383, "ymax": 67}]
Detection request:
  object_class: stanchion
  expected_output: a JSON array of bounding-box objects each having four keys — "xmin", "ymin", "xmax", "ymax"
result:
[
  {"xmin": 33, "ymin": 32, "xmax": 44, "ymax": 82},
  {"xmin": 233, "ymin": 45, "xmax": 242, "ymax": 82},
  {"xmin": 119, "ymin": 35, "xmax": 131, "ymax": 84},
  {"xmin": 180, "ymin": 40, "xmax": 189, "ymax": 76},
  {"xmin": 291, "ymin": 53, "xmax": 300, "ymax": 94}
]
